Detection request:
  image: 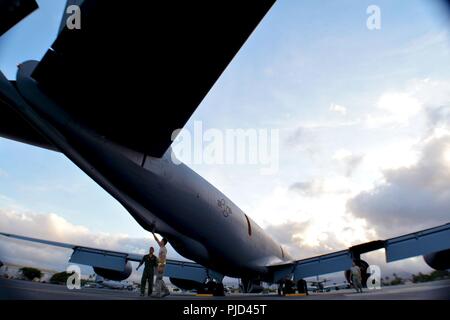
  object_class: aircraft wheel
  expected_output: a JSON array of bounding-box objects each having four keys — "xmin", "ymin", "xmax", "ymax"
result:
[
  {"xmin": 297, "ymin": 279, "xmax": 306, "ymax": 294},
  {"xmin": 214, "ymin": 282, "xmax": 225, "ymax": 296},
  {"xmin": 277, "ymin": 283, "xmax": 283, "ymax": 296},
  {"xmin": 205, "ymin": 280, "xmax": 225, "ymax": 296}
]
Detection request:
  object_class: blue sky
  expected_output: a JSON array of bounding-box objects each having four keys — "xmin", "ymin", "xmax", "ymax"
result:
[{"xmin": 1, "ymin": 0, "xmax": 450, "ymax": 278}]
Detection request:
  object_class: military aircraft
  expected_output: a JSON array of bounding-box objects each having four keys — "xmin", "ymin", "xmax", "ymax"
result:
[
  {"xmin": 89, "ymin": 275, "xmax": 134, "ymax": 291},
  {"xmin": 0, "ymin": 0, "xmax": 449, "ymax": 296}
]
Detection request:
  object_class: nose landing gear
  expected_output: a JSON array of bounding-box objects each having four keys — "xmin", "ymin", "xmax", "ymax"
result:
[
  {"xmin": 240, "ymin": 278, "xmax": 264, "ymax": 293},
  {"xmin": 277, "ymin": 279, "xmax": 295, "ymax": 296}
]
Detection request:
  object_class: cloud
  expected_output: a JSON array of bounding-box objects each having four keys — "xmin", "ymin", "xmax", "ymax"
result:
[
  {"xmin": 265, "ymin": 221, "xmax": 310, "ymax": 249},
  {"xmin": 329, "ymin": 103, "xmax": 347, "ymax": 115},
  {"xmin": 289, "ymin": 180, "xmax": 326, "ymax": 197},
  {"xmin": 264, "ymin": 220, "xmax": 433, "ymax": 278},
  {"xmin": 426, "ymin": 105, "xmax": 450, "ymax": 131},
  {"xmin": 285, "ymin": 126, "xmax": 317, "ymax": 148},
  {"xmin": 289, "ymin": 177, "xmax": 351, "ymax": 197},
  {"xmin": 0, "ymin": 208, "xmax": 186, "ymax": 281},
  {"xmin": 366, "ymin": 93, "xmax": 422, "ymax": 128},
  {"xmin": 265, "ymin": 219, "xmax": 369, "ymax": 260},
  {"xmin": 366, "ymin": 78, "xmax": 450, "ymax": 129},
  {"xmin": 251, "ymin": 179, "xmax": 375, "ymax": 256},
  {"xmin": 284, "ymin": 121, "xmax": 360, "ymax": 161},
  {"xmin": 348, "ymin": 134, "xmax": 450, "ymax": 238},
  {"xmin": 333, "ymin": 149, "xmax": 364, "ymax": 177},
  {"xmin": 361, "ymin": 250, "xmax": 434, "ymax": 279},
  {"xmin": 350, "ymin": 87, "xmax": 450, "ymax": 238}
]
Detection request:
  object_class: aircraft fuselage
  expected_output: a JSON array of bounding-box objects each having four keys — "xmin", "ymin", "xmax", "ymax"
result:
[{"xmin": 12, "ymin": 61, "xmax": 291, "ymax": 281}]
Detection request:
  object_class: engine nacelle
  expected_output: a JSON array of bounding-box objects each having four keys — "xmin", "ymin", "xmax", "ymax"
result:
[
  {"xmin": 93, "ymin": 261, "xmax": 132, "ymax": 281},
  {"xmin": 170, "ymin": 278, "xmax": 204, "ymax": 291},
  {"xmin": 170, "ymin": 278, "xmax": 225, "ymax": 296},
  {"xmin": 424, "ymin": 249, "xmax": 450, "ymax": 271}
]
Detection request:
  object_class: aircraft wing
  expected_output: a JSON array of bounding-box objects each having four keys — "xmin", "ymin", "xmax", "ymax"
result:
[
  {"xmin": 0, "ymin": 0, "xmax": 38, "ymax": 37},
  {"xmin": 0, "ymin": 0, "xmax": 276, "ymax": 157},
  {"xmin": 0, "ymin": 232, "xmax": 223, "ymax": 283},
  {"xmin": 269, "ymin": 223, "xmax": 450, "ymax": 282},
  {"xmin": 0, "ymin": 81, "xmax": 58, "ymax": 151}
]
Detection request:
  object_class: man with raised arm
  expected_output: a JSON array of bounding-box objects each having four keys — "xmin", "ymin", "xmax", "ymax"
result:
[{"xmin": 152, "ymin": 231, "xmax": 170, "ymax": 298}]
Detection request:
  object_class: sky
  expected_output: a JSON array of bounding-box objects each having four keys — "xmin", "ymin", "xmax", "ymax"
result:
[{"xmin": 0, "ymin": 0, "xmax": 450, "ymax": 282}]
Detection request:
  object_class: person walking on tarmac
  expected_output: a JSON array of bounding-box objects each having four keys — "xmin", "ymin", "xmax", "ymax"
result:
[
  {"xmin": 136, "ymin": 246, "xmax": 158, "ymax": 296},
  {"xmin": 350, "ymin": 261, "xmax": 363, "ymax": 293},
  {"xmin": 152, "ymin": 231, "xmax": 170, "ymax": 298}
]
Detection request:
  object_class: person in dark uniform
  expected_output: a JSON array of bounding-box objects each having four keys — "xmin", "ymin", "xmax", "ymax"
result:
[
  {"xmin": 136, "ymin": 246, "xmax": 158, "ymax": 296},
  {"xmin": 297, "ymin": 279, "xmax": 309, "ymax": 295}
]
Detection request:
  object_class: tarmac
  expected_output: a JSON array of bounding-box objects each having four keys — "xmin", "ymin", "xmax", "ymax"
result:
[{"xmin": 0, "ymin": 278, "xmax": 449, "ymax": 300}]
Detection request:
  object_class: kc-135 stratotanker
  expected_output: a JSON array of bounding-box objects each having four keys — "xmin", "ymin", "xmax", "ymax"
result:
[{"xmin": 0, "ymin": 0, "xmax": 449, "ymax": 295}]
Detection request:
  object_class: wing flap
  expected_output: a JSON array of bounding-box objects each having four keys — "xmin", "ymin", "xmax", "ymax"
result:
[
  {"xmin": 385, "ymin": 223, "xmax": 450, "ymax": 262},
  {"xmin": 70, "ymin": 247, "xmax": 128, "ymax": 272},
  {"xmin": 271, "ymin": 250, "xmax": 353, "ymax": 283}
]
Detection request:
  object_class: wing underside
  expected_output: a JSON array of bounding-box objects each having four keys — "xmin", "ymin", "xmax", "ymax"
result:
[
  {"xmin": 0, "ymin": 0, "xmax": 276, "ymax": 157},
  {"xmin": 269, "ymin": 223, "xmax": 450, "ymax": 282},
  {"xmin": 0, "ymin": 83, "xmax": 57, "ymax": 151},
  {"xmin": 0, "ymin": 0, "xmax": 38, "ymax": 37},
  {"xmin": 0, "ymin": 232, "xmax": 223, "ymax": 283},
  {"xmin": 2, "ymin": 224, "xmax": 449, "ymax": 285}
]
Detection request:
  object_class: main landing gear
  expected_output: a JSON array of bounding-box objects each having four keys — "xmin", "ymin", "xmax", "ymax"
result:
[
  {"xmin": 277, "ymin": 279, "xmax": 308, "ymax": 296},
  {"xmin": 198, "ymin": 279, "xmax": 225, "ymax": 296}
]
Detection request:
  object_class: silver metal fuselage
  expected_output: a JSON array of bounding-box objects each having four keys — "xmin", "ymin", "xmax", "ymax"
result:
[{"xmin": 11, "ymin": 61, "xmax": 291, "ymax": 281}]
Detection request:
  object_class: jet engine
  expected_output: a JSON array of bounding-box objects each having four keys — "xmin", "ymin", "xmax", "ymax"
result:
[
  {"xmin": 170, "ymin": 278, "xmax": 225, "ymax": 296},
  {"xmin": 170, "ymin": 278, "xmax": 203, "ymax": 291},
  {"xmin": 423, "ymin": 249, "xmax": 450, "ymax": 271},
  {"xmin": 93, "ymin": 261, "xmax": 133, "ymax": 281}
]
